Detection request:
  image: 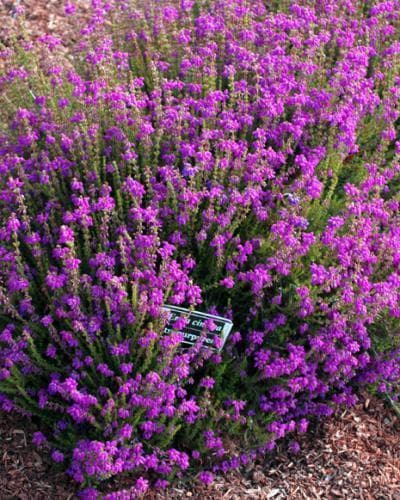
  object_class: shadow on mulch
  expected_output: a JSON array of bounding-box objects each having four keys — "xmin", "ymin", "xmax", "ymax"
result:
[
  {"xmin": 0, "ymin": 412, "xmax": 76, "ymax": 499},
  {"xmin": 1, "ymin": 393, "xmax": 399, "ymax": 499}
]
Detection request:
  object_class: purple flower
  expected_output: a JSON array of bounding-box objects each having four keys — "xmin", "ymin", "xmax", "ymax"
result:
[
  {"xmin": 198, "ymin": 471, "xmax": 214, "ymax": 485},
  {"xmin": 32, "ymin": 432, "xmax": 47, "ymax": 447},
  {"xmin": 64, "ymin": 3, "xmax": 76, "ymax": 15},
  {"xmin": 51, "ymin": 450, "xmax": 65, "ymax": 463},
  {"xmin": 289, "ymin": 441, "xmax": 301, "ymax": 454}
]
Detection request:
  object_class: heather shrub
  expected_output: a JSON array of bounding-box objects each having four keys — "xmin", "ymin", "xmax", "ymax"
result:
[{"xmin": 1, "ymin": 0, "xmax": 400, "ymax": 497}]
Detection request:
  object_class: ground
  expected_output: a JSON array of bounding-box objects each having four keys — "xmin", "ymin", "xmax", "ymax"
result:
[{"xmin": 1, "ymin": 394, "xmax": 399, "ymax": 499}]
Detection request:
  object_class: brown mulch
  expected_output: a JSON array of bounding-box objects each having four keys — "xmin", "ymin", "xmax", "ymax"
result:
[
  {"xmin": 0, "ymin": 411, "xmax": 76, "ymax": 499},
  {"xmin": 1, "ymin": 394, "xmax": 399, "ymax": 499},
  {"xmin": 0, "ymin": 0, "xmax": 90, "ymax": 44}
]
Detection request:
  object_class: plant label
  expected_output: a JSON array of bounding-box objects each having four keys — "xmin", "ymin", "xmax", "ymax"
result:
[{"xmin": 162, "ymin": 305, "xmax": 233, "ymax": 352}]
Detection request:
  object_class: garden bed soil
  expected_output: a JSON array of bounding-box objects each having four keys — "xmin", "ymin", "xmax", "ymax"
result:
[
  {"xmin": 0, "ymin": 0, "xmax": 90, "ymax": 44},
  {"xmin": 1, "ymin": 394, "xmax": 399, "ymax": 499}
]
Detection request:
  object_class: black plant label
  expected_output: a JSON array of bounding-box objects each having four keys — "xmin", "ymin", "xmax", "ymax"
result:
[{"xmin": 162, "ymin": 305, "xmax": 233, "ymax": 352}]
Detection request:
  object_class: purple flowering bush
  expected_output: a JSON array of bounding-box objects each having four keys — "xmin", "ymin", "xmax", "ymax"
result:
[{"xmin": 1, "ymin": 0, "xmax": 400, "ymax": 496}]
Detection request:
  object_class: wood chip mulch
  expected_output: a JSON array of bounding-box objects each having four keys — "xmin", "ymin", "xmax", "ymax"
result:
[
  {"xmin": 0, "ymin": 0, "xmax": 91, "ymax": 44},
  {"xmin": 1, "ymin": 394, "xmax": 399, "ymax": 499}
]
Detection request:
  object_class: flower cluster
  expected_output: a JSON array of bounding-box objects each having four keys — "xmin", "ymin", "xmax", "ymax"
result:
[{"xmin": 1, "ymin": 0, "xmax": 400, "ymax": 497}]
